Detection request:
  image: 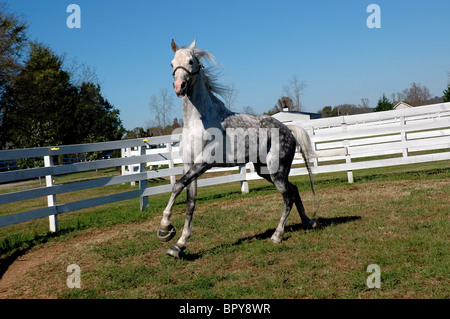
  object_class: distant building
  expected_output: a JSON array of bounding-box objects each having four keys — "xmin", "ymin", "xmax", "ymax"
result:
[
  {"xmin": 271, "ymin": 108, "xmax": 321, "ymax": 123},
  {"xmin": 394, "ymin": 101, "xmax": 412, "ymax": 110}
]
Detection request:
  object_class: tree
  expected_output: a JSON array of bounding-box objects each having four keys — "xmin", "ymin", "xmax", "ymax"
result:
[
  {"xmin": 171, "ymin": 117, "xmax": 181, "ymax": 131},
  {"xmin": 406, "ymin": 82, "xmax": 431, "ymax": 106},
  {"xmin": 148, "ymin": 88, "xmax": 174, "ymax": 136},
  {"xmin": 0, "ymin": 6, "xmax": 28, "ymax": 97},
  {"xmin": 318, "ymin": 106, "xmax": 333, "ymax": 118},
  {"xmin": 0, "ymin": 42, "xmax": 125, "ymax": 151},
  {"xmin": 443, "ymin": 83, "xmax": 450, "ymax": 103},
  {"xmin": 223, "ymin": 83, "xmax": 239, "ymax": 111},
  {"xmin": 374, "ymin": 94, "xmax": 393, "ymax": 112},
  {"xmin": 242, "ymin": 106, "xmax": 256, "ymax": 115},
  {"xmin": 265, "ymin": 96, "xmax": 294, "ymax": 115},
  {"xmin": 282, "ymin": 75, "xmax": 306, "ymax": 112},
  {"xmin": 391, "ymin": 82, "xmax": 433, "ymax": 106},
  {"xmin": 318, "ymin": 101, "xmax": 373, "ymax": 118},
  {"xmin": 74, "ymin": 82, "xmax": 125, "ymax": 143},
  {"xmin": 1, "ymin": 42, "xmax": 75, "ymax": 149},
  {"xmin": 124, "ymin": 127, "xmax": 150, "ymax": 139}
]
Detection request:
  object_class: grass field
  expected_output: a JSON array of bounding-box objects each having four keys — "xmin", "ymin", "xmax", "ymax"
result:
[{"xmin": 0, "ymin": 161, "xmax": 449, "ymax": 299}]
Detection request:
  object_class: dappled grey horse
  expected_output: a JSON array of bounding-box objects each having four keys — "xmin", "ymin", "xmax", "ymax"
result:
[{"xmin": 157, "ymin": 39, "xmax": 317, "ymax": 258}]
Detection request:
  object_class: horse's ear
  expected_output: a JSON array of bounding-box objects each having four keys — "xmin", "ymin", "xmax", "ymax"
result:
[
  {"xmin": 171, "ymin": 39, "xmax": 179, "ymax": 53},
  {"xmin": 188, "ymin": 38, "xmax": 197, "ymax": 51}
]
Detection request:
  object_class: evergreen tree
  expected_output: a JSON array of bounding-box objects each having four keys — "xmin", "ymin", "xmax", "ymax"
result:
[
  {"xmin": 443, "ymin": 83, "xmax": 450, "ymax": 103},
  {"xmin": 0, "ymin": 7, "xmax": 28, "ymax": 146},
  {"xmin": 0, "ymin": 43, "xmax": 125, "ymax": 151},
  {"xmin": 374, "ymin": 94, "xmax": 394, "ymax": 112},
  {"xmin": 1, "ymin": 42, "xmax": 75, "ymax": 148},
  {"xmin": 0, "ymin": 7, "xmax": 27, "ymax": 96}
]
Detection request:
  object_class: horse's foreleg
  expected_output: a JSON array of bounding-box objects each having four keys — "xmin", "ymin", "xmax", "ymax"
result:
[
  {"xmin": 178, "ymin": 180, "xmax": 197, "ymax": 248},
  {"xmin": 167, "ymin": 180, "xmax": 197, "ymax": 258},
  {"xmin": 158, "ymin": 163, "xmax": 209, "ymax": 257},
  {"xmin": 157, "ymin": 183, "xmax": 183, "ymax": 242}
]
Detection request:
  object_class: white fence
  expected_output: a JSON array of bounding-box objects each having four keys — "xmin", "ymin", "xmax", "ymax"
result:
[{"xmin": 1, "ymin": 102, "xmax": 449, "ymax": 231}]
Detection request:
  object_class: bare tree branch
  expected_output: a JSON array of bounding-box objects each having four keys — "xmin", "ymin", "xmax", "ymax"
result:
[
  {"xmin": 282, "ymin": 75, "xmax": 306, "ymax": 111},
  {"xmin": 148, "ymin": 88, "xmax": 174, "ymax": 135},
  {"xmin": 223, "ymin": 83, "xmax": 239, "ymax": 111}
]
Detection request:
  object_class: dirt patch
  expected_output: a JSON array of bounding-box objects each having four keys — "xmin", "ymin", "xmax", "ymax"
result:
[{"xmin": 0, "ymin": 219, "xmax": 158, "ymax": 298}]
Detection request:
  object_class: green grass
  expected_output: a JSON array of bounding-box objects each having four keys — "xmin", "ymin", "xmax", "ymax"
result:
[{"xmin": 0, "ymin": 160, "xmax": 449, "ymax": 299}]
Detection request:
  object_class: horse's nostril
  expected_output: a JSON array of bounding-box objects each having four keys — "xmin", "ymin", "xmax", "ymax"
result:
[{"xmin": 181, "ymin": 82, "xmax": 186, "ymax": 89}]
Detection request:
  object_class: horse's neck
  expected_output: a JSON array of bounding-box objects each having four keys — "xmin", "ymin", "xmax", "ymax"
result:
[{"xmin": 182, "ymin": 73, "xmax": 232, "ymax": 129}]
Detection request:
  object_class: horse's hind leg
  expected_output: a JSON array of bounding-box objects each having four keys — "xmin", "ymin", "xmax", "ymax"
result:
[
  {"xmin": 254, "ymin": 165, "xmax": 293, "ymax": 243},
  {"xmin": 270, "ymin": 178, "xmax": 295, "ymax": 243},
  {"xmin": 291, "ymin": 182, "xmax": 317, "ymax": 228},
  {"xmin": 255, "ymin": 164, "xmax": 316, "ymax": 243}
]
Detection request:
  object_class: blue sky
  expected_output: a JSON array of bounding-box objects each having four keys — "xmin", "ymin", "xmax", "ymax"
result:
[{"xmin": 4, "ymin": 0, "xmax": 450, "ymax": 130}]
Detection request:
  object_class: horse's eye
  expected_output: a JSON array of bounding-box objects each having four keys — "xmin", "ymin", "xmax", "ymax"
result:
[{"xmin": 189, "ymin": 59, "xmax": 193, "ymax": 65}]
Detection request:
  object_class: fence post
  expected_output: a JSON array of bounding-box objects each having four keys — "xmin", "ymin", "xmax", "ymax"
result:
[
  {"xmin": 308, "ymin": 127, "xmax": 319, "ymax": 168},
  {"xmin": 341, "ymin": 120, "xmax": 354, "ymax": 184},
  {"xmin": 400, "ymin": 116, "xmax": 408, "ymax": 158},
  {"xmin": 166, "ymin": 142, "xmax": 176, "ymax": 184},
  {"xmin": 240, "ymin": 165, "xmax": 249, "ymax": 193},
  {"xmin": 44, "ymin": 155, "xmax": 58, "ymax": 232},
  {"xmin": 344, "ymin": 141, "xmax": 354, "ymax": 184},
  {"xmin": 121, "ymin": 147, "xmax": 126, "ymax": 182},
  {"xmin": 139, "ymin": 145, "xmax": 149, "ymax": 210}
]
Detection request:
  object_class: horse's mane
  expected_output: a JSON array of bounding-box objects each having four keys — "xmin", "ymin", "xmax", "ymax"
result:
[{"xmin": 184, "ymin": 46, "xmax": 229, "ymax": 99}]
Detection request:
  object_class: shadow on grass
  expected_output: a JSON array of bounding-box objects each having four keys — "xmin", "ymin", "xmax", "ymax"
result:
[{"xmin": 182, "ymin": 215, "xmax": 362, "ymax": 261}]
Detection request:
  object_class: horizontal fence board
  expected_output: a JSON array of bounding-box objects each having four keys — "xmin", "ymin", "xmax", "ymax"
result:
[
  {"xmin": 0, "ymin": 135, "xmax": 182, "ymax": 161},
  {"xmin": 57, "ymin": 190, "xmax": 142, "ymax": 214},
  {"xmin": 0, "ymin": 190, "xmax": 142, "ymax": 227},
  {"xmin": 142, "ymin": 184, "xmax": 173, "ymax": 196},
  {"xmin": 197, "ymin": 173, "xmax": 246, "ymax": 187},
  {"xmin": 0, "ymin": 151, "xmax": 176, "ymax": 183},
  {"xmin": 349, "ymin": 135, "xmax": 450, "ymax": 156},
  {"xmin": 0, "ymin": 166, "xmax": 183, "ymax": 205},
  {"xmin": 0, "ymin": 206, "xmax": 57, "ymax": 227},
  {"xmin": 316, "ymin": 134, "xmax": 402, "ymax": 150},
  {"xmin": 311, "ymin": 118, "xmax": 450, "ymax": 142},
  {"xmin": 0, "ymin": 173, "xmax": 143, "ymax": 205},
  {"xmin": 297, "ymin": 103, "xmax": 450, "ymax": 129},
  {"xmin": 407, "ymin": 128, "xmax": 450, "ymax": 140},
  {"xmin": 313, "ymin": 151, "xmax": 450, "ymax": 174}
]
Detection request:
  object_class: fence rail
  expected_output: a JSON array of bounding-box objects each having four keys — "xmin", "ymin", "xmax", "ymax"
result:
[{"xmin": 1, "ymin": 102, "xmax": 449, "ymax": 231}]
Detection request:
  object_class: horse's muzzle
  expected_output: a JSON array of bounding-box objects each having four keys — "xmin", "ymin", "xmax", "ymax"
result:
[{"xmin": 173, "ymin": 78, "xmax": 187, "ymax": 97}]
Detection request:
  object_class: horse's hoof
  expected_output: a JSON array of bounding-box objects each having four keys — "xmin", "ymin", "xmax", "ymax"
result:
[
  {"xmin": 308, "ymin": 219, "xmax": 318, "ymax": 229},
  {"xmin": 271, "ymin": 234, "xmax": 282, "ymax": 244},
  {"xmin": 167, "ymin": 245, "xmax": 185, "ymax": 259},
  {"xmin": 157, "ymin": 225, "xmax": 176, "ymax": 242}
]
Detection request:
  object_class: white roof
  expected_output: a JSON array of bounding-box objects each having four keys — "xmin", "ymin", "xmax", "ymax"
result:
[{"xmin": 394, "ymin": 101, "xmax": 412, "ymax": 109}]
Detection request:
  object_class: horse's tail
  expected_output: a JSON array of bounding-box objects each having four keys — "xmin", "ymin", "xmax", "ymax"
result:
[{"xmin": 286, "ymin": 125, "xmax": 317, "ymax": 198}]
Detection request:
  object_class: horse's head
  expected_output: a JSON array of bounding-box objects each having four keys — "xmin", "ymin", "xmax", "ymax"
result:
[{"xmin": 170, "ymin": 39, "xmax": 203, "ymax": 97}]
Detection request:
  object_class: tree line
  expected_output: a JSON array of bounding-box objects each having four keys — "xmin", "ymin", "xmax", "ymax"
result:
[
  {"xmin": 317, "ymin": 81, "xmax": 449, "ymax": 117},
  {"xmin": 0, "ymin": 7, "xmax": 125, "ymax": 152}
]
